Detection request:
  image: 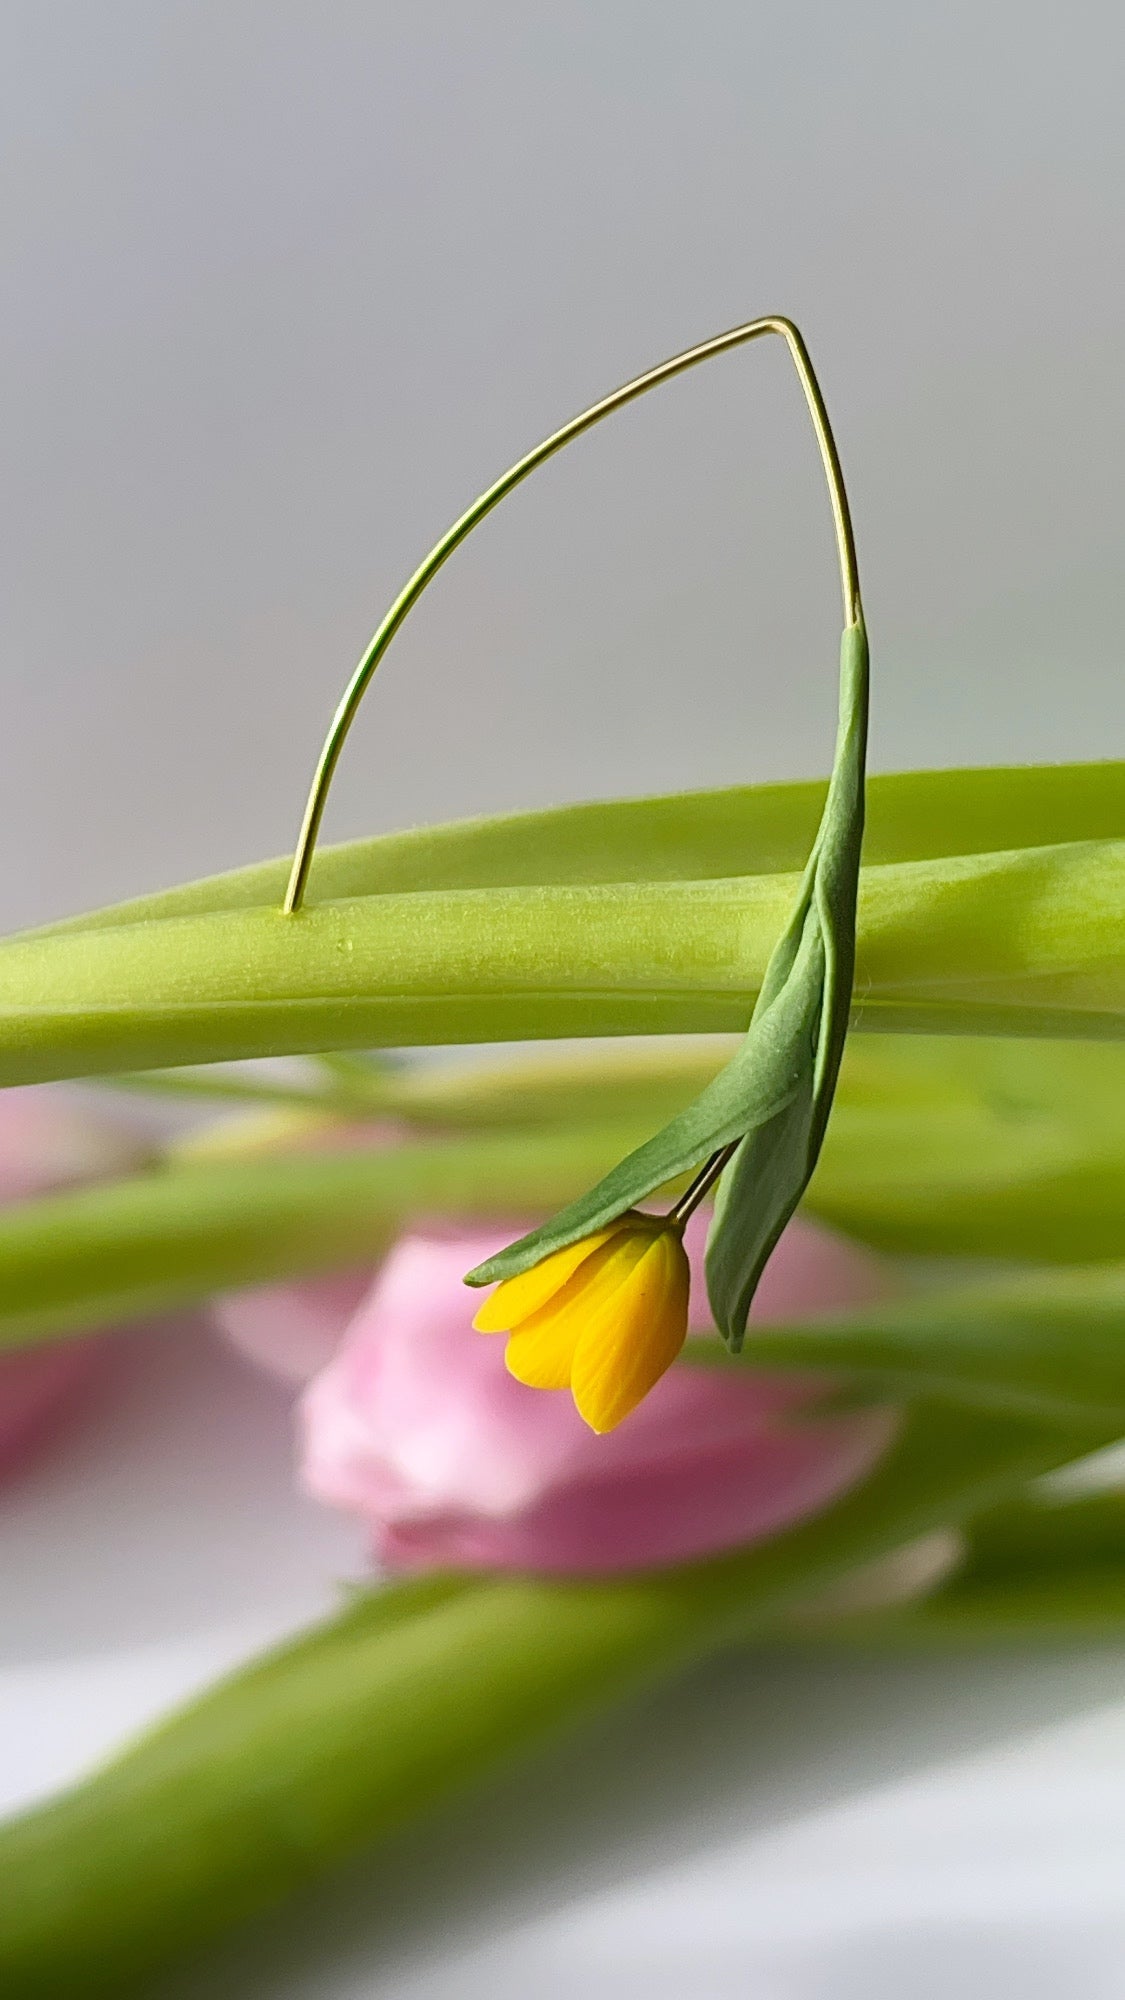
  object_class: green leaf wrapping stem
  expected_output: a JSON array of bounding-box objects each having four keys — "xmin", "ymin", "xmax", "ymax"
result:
[
  {"xmin": 706, "ymin": 619, "xmax": 867, "ymax": 1340},
  {"xmin": 465, "ymin": 621, "xmax": 870, "ymax": 1342},
  {"xmin": 0, "ymin": 1400, "xmax": 1112, "ymax": 1997}
]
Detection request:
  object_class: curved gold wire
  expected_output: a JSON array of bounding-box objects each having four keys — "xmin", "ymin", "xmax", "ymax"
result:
[{"xmin": 282, "ymin": 314, "xmax": 861, "ymax": 914}]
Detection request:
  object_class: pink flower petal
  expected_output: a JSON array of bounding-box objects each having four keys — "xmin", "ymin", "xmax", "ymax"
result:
[
  {"xmin": 0, "ymin": 1340, "xmax": 113, "ymax": 1475},
  {"xmin": 0, "ymin": 1086, "xmax": 147, "ymax": 1204},
  {"xmin": 300, "ymin": 1213, "xmax": 899, "ymax": 1575},
  {"xmin": 219, "ymin": 1273, "xmax": 376, "ymax": 1383}
]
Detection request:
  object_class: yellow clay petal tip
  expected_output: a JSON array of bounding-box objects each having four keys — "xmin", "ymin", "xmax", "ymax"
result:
[
  {"xmin": 471, "ymin": 1295, "xmax": 512, "ymax": 1333},
  {"xmin": 568, "ymin": 1226, "xmax": 691, "ymax": 1434},
  {"xmin": 503, "ymin": 1319, "xmax": 579, "ymax": 1390},
  {"xmin": 470, "ymin": 1224, "xmax": 629, "ymax": 1335},
  {"xmin": 471, "ymin": 1309, "xmax": 502, "ymax": 1334},
  {"xmin": 474, "ymin": 1215, "xmax": 692, "ymax": 1430}
]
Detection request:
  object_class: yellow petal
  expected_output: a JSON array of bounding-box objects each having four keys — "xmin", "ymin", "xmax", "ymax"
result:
[
  {"xmin": 569, "ymin": 1228, "xmax": 690, "ymax": 1434},
  {"xmin": 502, "ymin": 1223, "xmax": 662, "ymax": 1390},
  {"xmin": 508, "ymin": 1222, "xmax": 658, "ymax": 1339},
  {"xmin": 504, "ymin": 1313, "xmax": 583, "ymax": 1390},
  {"xmin": 471, "ymin": 1221, "xmax": 632, "ymax": 1332}
]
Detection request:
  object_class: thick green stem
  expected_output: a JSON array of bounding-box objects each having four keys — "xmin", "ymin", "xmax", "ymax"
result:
[
  {"xmin": 0, "ymin": 1404, "xmax": 1108, "ymax": 1996},
  {"xmin": 0, "ymin": 840, "xmax": 1119, "ymax": 1087}
]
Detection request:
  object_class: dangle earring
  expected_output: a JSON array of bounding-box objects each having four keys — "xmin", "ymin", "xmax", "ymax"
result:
[{"xmin": 282, "ymin": 316, "xmax": 868, "ymax": 1430}]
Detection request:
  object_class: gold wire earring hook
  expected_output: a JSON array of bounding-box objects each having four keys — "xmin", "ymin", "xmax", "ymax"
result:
[{"xmin": 281, "ymin": 314, "xmax": 861, "ymax": 915}]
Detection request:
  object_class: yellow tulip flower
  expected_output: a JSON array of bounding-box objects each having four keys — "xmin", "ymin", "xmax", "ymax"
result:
[{"xmin": 472, "ymin": 1212, "xmax": 691, "ymax": 1433}]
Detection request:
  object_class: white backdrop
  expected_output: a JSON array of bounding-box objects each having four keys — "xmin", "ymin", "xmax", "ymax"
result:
[{"xmin": 2, "ymin": 8, "xmax": 1124, "ymax": 1998}]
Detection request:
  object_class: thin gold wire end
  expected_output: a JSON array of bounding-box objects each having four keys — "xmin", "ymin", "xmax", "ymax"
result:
[{"xmin": 666, "ymin": 1140, "xmax": 741, "ymax": 1230}]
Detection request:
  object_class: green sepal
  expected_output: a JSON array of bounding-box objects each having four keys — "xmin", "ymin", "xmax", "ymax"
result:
[{"xmin": 467, "ymin": 621, "xmax": 868, "ymax": 1325}]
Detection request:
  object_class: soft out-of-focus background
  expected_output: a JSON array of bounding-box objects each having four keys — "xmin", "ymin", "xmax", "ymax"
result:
[
  {"xmin": 2, "ymin": 3, "xmax": 1122, "ymax": 932},
  {"xmin": 2, "ymin": 7, "xmax": 1125, "ymax": 1997}
]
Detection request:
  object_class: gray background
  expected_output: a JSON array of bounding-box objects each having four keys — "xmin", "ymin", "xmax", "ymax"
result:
[{"xmin": 2, "ymin": 2, "xmax": 1121, "ymax": 934}]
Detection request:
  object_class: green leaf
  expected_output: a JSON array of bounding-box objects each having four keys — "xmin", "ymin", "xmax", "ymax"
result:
[
  {"xmin": 686, "ymin": 1262, "xmax": 1125, "ymax": 1426},
  {"xmin": 704, "ymin": 620, "xmax": 868, "ymax": 1344},
  {"xmin": 0, "ymin": 1400, "xmax": 1109, "ymax": 1995},
  {"xmin": 461, "ymin": 949, "xmax": 820, "ymax": 1289}
]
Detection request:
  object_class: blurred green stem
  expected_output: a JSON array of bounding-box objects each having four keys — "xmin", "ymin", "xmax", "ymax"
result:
[{"xmin": 0, "ymin": 1402, "xmax": 1110, "ymax": 1997}]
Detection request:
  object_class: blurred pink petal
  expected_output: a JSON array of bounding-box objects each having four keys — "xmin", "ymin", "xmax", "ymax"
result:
[
  {"xmin": 300, "ymin": 1214, "xmax": 899, "ymax": 1575},
  {"xmin": 0, "ymin": 1088, "xmax": 149, "ymax": 1480},
  {"xmin": 219, "ymin": 1273, "xmax": 374, "ymax": 1383},
  {"xmin": 0, "ymin": 1340, "xmax": 112, "ymax": 1474},
  {"xmin": 0, "ymin": 1086, "xmax": 146, "ymax": 1204}
]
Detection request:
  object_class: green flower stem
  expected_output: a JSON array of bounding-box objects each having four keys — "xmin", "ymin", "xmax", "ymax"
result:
[
  {"xmin": 121, "ymin": 1042, "xmax": 734, "ymax": 1129},
  {"xmin": 795, "ymin": 1491, "xmax": 1125, "ymax": 1646},
  {"xmin": 0, "ymin": 1036, "xmax": 1121, "ymax": 1352},
  {"xmin": 0, "ymin": 1126, "xmax": 646, "ymax": 1350},
  {"xmin": 819, "ymin": 1572, "xmax": 1125, "ymax": 1644},
  {"xmin": 0, "ymin": 1403, "xmax": 1109, "ymax": 1998},
  {"xmin": 691, "ymin": 1261, "xmax": 1125, "ymax": 1427},
  {"xmin": 105, "ymin": 1067, "xmax": 393, "ymax": 1115},
  {"xmin": 0, "ymin": 839, "xmax": 1119, "ymax": 1089}
]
